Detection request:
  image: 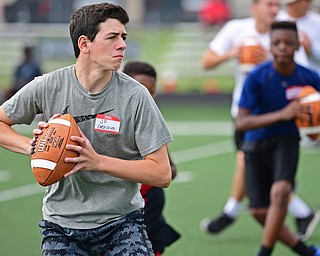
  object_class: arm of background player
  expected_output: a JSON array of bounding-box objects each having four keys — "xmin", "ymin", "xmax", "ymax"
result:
[
  {"xmin": 0, "ymin": 106, "xmax": 31, "ymax": 155},
  {"xmin": 236, "ymin": 101, "xmax": 306, "ymax": 131},
  {"xmin": 201, "ymin": 48, "xmax": 238, "ymax": 70}
]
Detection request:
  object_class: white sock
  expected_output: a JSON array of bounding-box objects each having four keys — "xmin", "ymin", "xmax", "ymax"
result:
[
  {"xmin": 288, "ymin": 194, "xmax": 312, "ymax": 218},
  {"xmin": 223, "ymin": 197, "xmax": 243, "ymax": 218}
]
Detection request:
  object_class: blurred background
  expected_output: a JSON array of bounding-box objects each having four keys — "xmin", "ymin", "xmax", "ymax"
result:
[{"xmin": 0, "ymin": 0, "xmax": 320, "ymax": 96}]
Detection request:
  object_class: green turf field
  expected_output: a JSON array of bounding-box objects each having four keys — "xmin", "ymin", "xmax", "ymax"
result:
[{"xmin": 0, "ymin": 100, "xmax": 319, "ymax": 256}]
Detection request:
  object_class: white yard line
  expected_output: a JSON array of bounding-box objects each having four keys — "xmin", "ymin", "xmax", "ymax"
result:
[
  {"xmin": 167, "ymin": 121, "xmax": 232, "ymax": 136},
  {"xmin": 0, "ymin": 170, "xmax": 12, "ymax": 182},
  {"xmin": 171, "ymin": 140, "xmax": 233, "ymax": 164},
  {"xmin": 0, "ymin": 183, "xmax": 44, "ymax": 203}
]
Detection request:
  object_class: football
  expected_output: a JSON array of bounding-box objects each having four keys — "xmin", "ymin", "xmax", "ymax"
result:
[
  {"xmin": 30, "ymin": 114, "xmax": 80, "ymax": 186},
  {"xmin": 239, "ymin": 36, "xmax": 263, "ymax": 73},
  {"xmin": 295, "ymin": 86, "xmax": 320, "ymax": 140}
]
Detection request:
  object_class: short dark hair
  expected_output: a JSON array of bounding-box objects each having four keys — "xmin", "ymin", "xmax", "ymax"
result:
[
  {"xmin": 123, "ymin": 61, "xmax": 157, "ymax": 80},
  {"xmin": 271, "ymin": 21, "xmax": 298, "ymax": 33},
  {"xmin": 69, "ymin": 3, "xmax": 129, "ymax": 58}
]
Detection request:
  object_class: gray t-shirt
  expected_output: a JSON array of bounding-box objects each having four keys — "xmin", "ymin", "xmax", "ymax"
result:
[{"xmin": 3, "ymin": 65, "xmax": 173, "ymax": 229}]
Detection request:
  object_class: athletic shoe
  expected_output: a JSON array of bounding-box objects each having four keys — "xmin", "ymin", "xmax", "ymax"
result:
[
  {"xmin": 200, "ymin": 213, "xmax": 234, "ymax": 234},
  {"xmin": 296, "ymin": 210, "xmax": 320, "ymax": 241},
  {"xmin": 310, "ymin": 245, "xmax": 320, "ymax": 256}
]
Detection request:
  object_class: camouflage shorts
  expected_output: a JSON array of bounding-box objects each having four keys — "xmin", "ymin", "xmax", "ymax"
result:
[{"xmin": 40, "ymin": 210, "xmax": 154, "ymax": 256}]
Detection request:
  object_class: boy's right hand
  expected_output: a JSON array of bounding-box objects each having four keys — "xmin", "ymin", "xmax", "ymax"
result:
[
  {"xmin": 29, "ymin": 114, "xmax": 62, "ymax": 148},
  {"xmin": 281, "ymin": 100, "xmax": 310, "ymax": 122}
]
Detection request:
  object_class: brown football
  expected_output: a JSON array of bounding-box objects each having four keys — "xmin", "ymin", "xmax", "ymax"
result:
[
  {"xmin": 295, "ymin": 86, "xmax": 320, "ymax": 140},
  {"xmin": 239, "ymin": 36, "xmax": 263, "ymax": 73},
  {"xmin": 31, "ymin": 114, "xmax": 80, "ymax": 186}
]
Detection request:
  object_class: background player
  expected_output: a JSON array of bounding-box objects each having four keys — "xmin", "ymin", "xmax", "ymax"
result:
[
  {"xmin": 200, "ymin": 0, "xmax": 318, "ymax": 240},
  {"xmin": 237, "ymin": 20, "xmax": 320, "ymax": 256},
  {"xmin": 123, "ymin": 60, "xmax": 181, "ymax": 256}
]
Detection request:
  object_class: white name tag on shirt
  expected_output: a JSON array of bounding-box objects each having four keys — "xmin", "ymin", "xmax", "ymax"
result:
[
  {"xmin": 285, "ymin": 85, "xmax": 302, "ymax": 100},
  {"xmin": 94, "ymin": 114, "xmax": 120, "ymax": 134}
]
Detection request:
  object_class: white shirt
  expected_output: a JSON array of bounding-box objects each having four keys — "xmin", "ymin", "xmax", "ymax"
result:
[
  {"xmin": 208, "ymin": 17, "xmax": 309, "ymax": 117},
  {"xmin": 277, "ymin": 9, "xmax": 320, "ymax": 73}
]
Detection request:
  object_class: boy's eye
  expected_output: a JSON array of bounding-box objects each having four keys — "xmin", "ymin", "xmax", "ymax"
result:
[
  {"xmin": 286, "ymin": 41, "xmax": 295, "ymax": 47},
  {"xmin": 272, "ymin": 40, "xmax": 295, "ymax": 47}
]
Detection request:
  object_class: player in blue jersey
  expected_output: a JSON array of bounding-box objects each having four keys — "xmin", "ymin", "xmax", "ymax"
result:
[{"xmin": 237, "ymin": 21, "xmax": 320, "ymax": 256}]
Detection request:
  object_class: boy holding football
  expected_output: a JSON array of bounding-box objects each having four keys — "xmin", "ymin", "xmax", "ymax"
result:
[
  {"xmin": 200, "ymin": 0, "xmax": 318, "ymax": 240},
  {"xmin": 237, "ymin": 21, "xmax": 320, "ymax": 256},
  {"xmin": 0, "ymin": 3, "xmax": 172, "ymax": 255}
]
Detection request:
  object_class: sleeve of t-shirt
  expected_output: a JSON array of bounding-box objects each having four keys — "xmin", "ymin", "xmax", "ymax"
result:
[
  {"xmin": 3, "ymin": 76, "xmax": 44, "ymax": 124},
  {"xmin": 312, "ymin": 71, "xmax": 320, "ymax": 91},
  {"xmin": 133, "ymin": 88, "xmax": 173, "ymax": 157},
  {"xmin": 309, "ymin": 13, "xmax": 320, "ymax": 62},
  {"xmin": 238, "ymin": 72, "xmax": 260, "ymax": 111},
  {"xmin": 208, "ymin": 20, "xmax": 237, "ymax": 55},
  {"xmin": 302, "ymin": 66, "xmax": 320, "ymax": 91}
]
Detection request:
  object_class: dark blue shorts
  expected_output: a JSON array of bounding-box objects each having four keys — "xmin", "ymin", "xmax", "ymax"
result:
[
  {"xmin": 40, "ymin": 210, "xmax": 154, "ymax": 256},
  {"xmin": 242, "ymin": 135, "xmax": 300, "ymax": 209},
  {"xmin": 232, "ymin": 119, "xmax": 245, "ymax": 151},
  {"xmin": 234, "ymin": 128, "xmax": 244, "ymax": 151}
]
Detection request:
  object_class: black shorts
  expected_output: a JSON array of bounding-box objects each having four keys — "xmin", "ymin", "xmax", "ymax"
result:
[
  {"xmin": 234, "ymin": 128, "xmax": 244, "ymax": 151},
  {"xmin": 232, "ymin": 119, "xmax": 245, "ymax": 151},
  {"xmin": 143, "ymin": 187, "xmax": 180, "ymax": 253},
  {"xmin": 242, "ymin": 135, "xmax": 300, "ymax": 209}
]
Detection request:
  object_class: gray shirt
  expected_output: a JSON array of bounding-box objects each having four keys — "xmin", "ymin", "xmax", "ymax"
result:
[{"xmin": 3, "ymin": 65, "xmax": 173, "ymax": 229}]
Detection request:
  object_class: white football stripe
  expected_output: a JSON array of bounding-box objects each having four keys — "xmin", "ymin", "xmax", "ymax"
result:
[
  {"xmin": 300, "ymin": 93, "xmax": 320, "ymax": 103},
  {"xmin": 300, "ymin": 126, "xmax": 320, "ymax": 134},
  {"xmin": 48, "ymin": 118, "xmax": 71, "ymax": 127},
  {"xmin": 31, "ymin": 159, "xmax": 57, "ymax": 170}
]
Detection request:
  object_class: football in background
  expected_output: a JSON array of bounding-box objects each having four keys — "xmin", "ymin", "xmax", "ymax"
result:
[
  {"xmin": 295, "ymin": 86, "xmax": 320, "ymax": 140},
  {"xmin": 31, "ymin": 114, "xmax": 80, "ymax": 186},
  {"xmin": 239, "ymin": 36, "xmax": 263, "ymax": 73}
]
